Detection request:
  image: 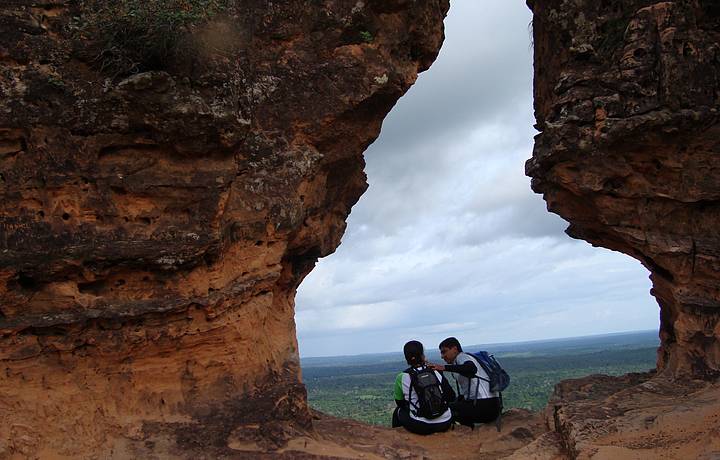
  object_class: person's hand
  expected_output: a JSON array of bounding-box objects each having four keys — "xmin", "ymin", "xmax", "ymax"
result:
[{"xmin": 427, "ymin": 362, "xmax": 445, "ymax": 372}]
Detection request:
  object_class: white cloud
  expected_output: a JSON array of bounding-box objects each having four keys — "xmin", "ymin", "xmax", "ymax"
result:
[
  {"xmin": 297, "ymin": 301, "xmax": 409, "ymax": 334},
  {"xmin": 295, "ymin": 0, "xmax": 659, "ymax": 357}
]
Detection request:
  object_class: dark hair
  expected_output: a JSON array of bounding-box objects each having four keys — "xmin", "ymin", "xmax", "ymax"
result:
[
  {"xmin": 439, "ymin": 337, "xmax": 462, "ymax": 352},
  {"xmin": 403, "ymin": 340, "xmax": 424, "ymax": 366}
]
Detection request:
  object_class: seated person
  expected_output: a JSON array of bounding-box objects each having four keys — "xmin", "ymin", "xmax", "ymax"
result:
[
  {"xmin": 392, "ymin": 340, "xmax": 455, "ymax": 435},
  {"xmin": 429, "ymin": 337, "xmax": 501, "ymax": 427}
]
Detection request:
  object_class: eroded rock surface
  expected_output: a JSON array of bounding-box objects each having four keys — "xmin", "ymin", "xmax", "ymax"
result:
[
  {"xmin": 0, "ymin": 1, "xmax": 449, "ymax": 457},
  {"xmin": 542, "ymin": 372, "xmax": 720, "ymax": 459},
  {"xmin": 527, "ymin": 3, "xmax": 720, "ymax": 456},
  {"xmin": 527, "ymin": 0, "xmax": 720, "ymax": 378},
  {"xmin": 308, "ymin": 408, "xmax": 559, "ymax": 460}
]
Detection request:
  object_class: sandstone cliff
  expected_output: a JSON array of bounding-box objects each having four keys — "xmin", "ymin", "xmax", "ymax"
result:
[
  {"xmin": 524, "ymin": 1, "xmax": 720, "ymax": 457},
  {"xmin": 527, "ymin": 0, "xmax": 720, "ymax": 379},
  {"xmin": 0, "ymin": 1, "xmax": 449, "ymax": 457}
]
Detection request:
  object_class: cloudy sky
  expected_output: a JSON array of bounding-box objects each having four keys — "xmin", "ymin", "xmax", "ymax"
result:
[{"xmin": 295, "ymin": 1, "xmax": 659, "ymax": 357}]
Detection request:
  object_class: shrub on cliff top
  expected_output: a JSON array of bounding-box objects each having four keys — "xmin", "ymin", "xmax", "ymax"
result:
[{"xmin": 76, "ymin": 0, "xmax": 229, "ymax": 76}]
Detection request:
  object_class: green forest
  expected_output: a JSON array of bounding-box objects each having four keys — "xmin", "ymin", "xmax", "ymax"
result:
[{"xmin": 302, "ymin": 331, "xmax": 658, "ymax": 426}]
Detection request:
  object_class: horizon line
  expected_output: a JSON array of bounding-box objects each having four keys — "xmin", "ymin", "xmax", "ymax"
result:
[{"xmin": 299, "ymin": 328, "xmax": 658, "ymax": 359}]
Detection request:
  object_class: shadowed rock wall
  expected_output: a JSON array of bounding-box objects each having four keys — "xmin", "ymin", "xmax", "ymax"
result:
[
  {"xmin": 0, "ymin": 1, "xmax": 449, "ymax": 457},
  {"xmin": 527, "ymin": 0, "xmax": 720, "ymax": 378}
]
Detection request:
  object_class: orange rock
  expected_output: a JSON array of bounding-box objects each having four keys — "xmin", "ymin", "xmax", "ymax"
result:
[{"xmin": 0, "ymin": 1, "xmax": 449, "ymax": 457}]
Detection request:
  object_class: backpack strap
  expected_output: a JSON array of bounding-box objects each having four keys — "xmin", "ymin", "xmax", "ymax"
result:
[
  {"xmin": 474, "ymin": 374, "xmax": 480, "ymax": 403},
  {"xmin": 463, "ymin": 354, "xmax": 484, "ymax": 400},
  {"xmin": 495, "ymin": 392, "xmax": 504, "ymax": 432},
  {"xmin": 404, "ymin": 367, "xmax": 420, "ymax": 415},
  {"xmin": 473, "ymin": 353, "xmax": 492, "ymax": 383},
  {"xmin": 468, "ymin": 353, "xmax": 494, "ymax": 400}
]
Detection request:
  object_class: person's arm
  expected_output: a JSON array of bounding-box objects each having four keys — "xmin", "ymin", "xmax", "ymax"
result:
[
  {"xmin": 393, "ymin": 373, "xmax": 409, "ymax": 408},
  {"xmin": 442, "ymin": 360, "xmax": 478, "ymax": 378},
  {"xmin": 440, "ymin": 373, "xmax": 456, "ymax": 402}
]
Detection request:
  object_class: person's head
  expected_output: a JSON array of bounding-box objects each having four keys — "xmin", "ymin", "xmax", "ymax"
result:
[
  {"xmin": 439, "ymin": 337, "xmax": 462, "ymax": 364},
  {"xmin": 403, "ymin": 340, "xmax": 425, "ymax": 367}
]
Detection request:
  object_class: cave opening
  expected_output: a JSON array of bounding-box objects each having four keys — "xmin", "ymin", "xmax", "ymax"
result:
[{"xmin": 296, "ymin": 0, "xmax": 660, "ymax": 425}]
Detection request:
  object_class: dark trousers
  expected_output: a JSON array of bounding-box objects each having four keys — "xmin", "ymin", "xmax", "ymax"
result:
[
  {"xmin": 450, "ymin": 397, "xmax": 501, "ymax": 426},
  {"xmin": 391, "ymin": 407, "xmax": 452, "ymax": 435}
]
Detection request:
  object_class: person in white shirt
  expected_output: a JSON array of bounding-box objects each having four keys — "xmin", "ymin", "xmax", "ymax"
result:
[{"xmin": 428, "ymin": 337, "xmax": 501, "ymax": 427}]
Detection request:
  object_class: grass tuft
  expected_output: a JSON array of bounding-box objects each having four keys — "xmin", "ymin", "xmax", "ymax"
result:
[
  {"xmin": 359, "ymin": 30, "xmax": 373, "ymax": 43},
  {"xmin": 75, "ymin": 0, "xmax": 230, "ymax": 77}
]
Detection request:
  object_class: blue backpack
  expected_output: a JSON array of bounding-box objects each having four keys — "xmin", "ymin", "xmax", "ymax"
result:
[{"xmin": 469, "ymin": 351, "xmax": 510, "ymax": 393}]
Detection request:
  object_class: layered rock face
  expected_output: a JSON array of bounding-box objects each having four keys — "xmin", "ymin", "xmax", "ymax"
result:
[
  {"xmin": 543, "ymin": 372, "xmax": 720, "ymax": 459},
  {"xmin": 0, "ymin": 1, "xmax": 448, "ymax": 457},
  {"xmin": 527, "ymin": 0, "xmax": 720, "ymax": 378}
]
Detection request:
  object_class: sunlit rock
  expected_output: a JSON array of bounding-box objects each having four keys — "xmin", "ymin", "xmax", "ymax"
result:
[{"xmin": 0, "ymin": 1, "xmax": 449, "ymax": 456}]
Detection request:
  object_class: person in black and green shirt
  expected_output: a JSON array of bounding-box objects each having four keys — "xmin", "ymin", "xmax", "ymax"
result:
[{"xmin": 391, "ymin": 340, "xmax": 455, "ymax": 435}]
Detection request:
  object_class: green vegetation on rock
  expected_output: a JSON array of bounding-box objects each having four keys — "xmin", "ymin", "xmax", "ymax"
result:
[
  {"xmin": 75, "ymin": 0, "xmax": 230, "ymax": 76},
  {"xmin": 359, "ymin": 31, "xmax": 374, "ymax": 43}
]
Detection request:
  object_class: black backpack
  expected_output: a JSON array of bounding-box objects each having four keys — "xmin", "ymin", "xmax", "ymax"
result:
[{"xmin": 406, "ymin": 367, "xmax": 449, "ymax": 419}]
